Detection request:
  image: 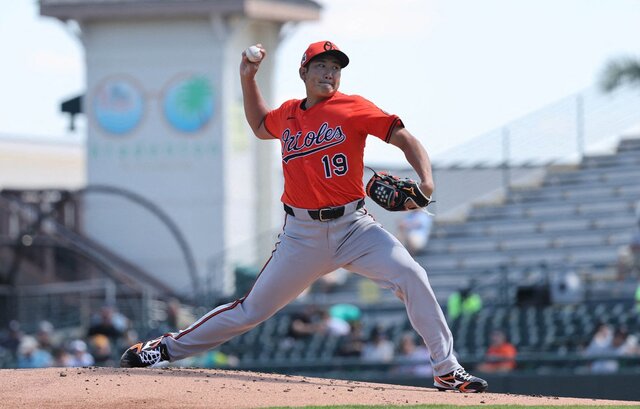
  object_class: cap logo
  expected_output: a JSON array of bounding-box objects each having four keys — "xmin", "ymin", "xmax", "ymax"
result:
[
  {"xmin": 301, "ymin": 52, "xmax": 307, "ymax": 66},
  {"xmin": 323, "ymin": 41, "xmax": 334, "ymax": 51}
]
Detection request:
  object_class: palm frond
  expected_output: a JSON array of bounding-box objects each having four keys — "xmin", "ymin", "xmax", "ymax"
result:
[{"xmin": 600, "ymin": 56, "xmax": 640, "ymax": 92}]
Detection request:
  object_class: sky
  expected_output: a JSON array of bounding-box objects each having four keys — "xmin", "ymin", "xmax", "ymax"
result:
[{"xmin": 1, "ymin": 0, "xmax": 640, "ymax": 164}]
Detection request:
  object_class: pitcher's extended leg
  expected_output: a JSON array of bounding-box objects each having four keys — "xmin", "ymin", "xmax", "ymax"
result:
[
  {"xmin": 165, "ymin": 228, "xmax": 332, "ymax": 359},
  {"xmin": 121, "ymin": 216, "xmax": 333, "ymax": 366},
  {"xmin": 336, "ymin": 210, "xmax": 459, "ymax": 375}
]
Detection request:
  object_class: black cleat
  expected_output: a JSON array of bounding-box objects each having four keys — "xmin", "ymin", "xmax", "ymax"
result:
[
  {"xmin": 120, "ymin": 337, "xmax": 170, "ymax": 368},
  {"xmin": 434, "ymin": 368, "xmax": 488, "ymax": 393}
]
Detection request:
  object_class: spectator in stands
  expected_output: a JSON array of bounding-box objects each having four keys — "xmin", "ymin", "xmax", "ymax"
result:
[
  {"xmin": 145, "ymin": 298, "xmax": 195, "ymax": 341},
  {"xmin": 121, "ymin": 327, "xmax": 140, "ymax": 354},
  {"xmin": 278, "ymin": 307, "xmax": 346, "ymax": 354},
  {"xmin": 635, "ymin": 283, "xmax": 640, "ymax": 314},
  {"xmin": 0, "ymin": 320, "xmax": 23, "ymax": 360},
  {"xmin": 447, "ymin": 282, "xmax": 482, "ymax": 321},
  {"xmin": 583, "ymin": 323, "xmax": 616, "ymax": 373},
  {"xmin": 393, "ymin": 332, "xmax": 433, "ymax": 376},
  {"xmin": 196, "ymin": 348, "xmax": 239, "ymax": 369},
  {"xmin": 584, "ymin": 326, "xmax": 639, "ymax": 374},
  {"xmin": 52, "ymin": 346, "xmax": 72, "ymax": 367},
  {"xmin": 89, "ymin": 334, "xmax": 114, "ymax": 367},
  {"xmin": 88, "ymin": 305, "xmax": 129, "ymax": 345},
  {"xmin": 287, "ymin": 306, "xmax": 321, "ymax": 340},
  {"xmin": 617, "ymin": 218, "xmax": 640, "ymax": 280},
  {"xmin": 551, "ymin": 268, "xmax": 584, "ymax": 304},
  {"xmin": 67, "ymin": 339, "xmax": 95, "ymax": 367},
  {"xmin": 616, "ymin": 246, "xmax": 635, "ymax": 280},
  {"xmin": 617, "ymin": 245, "xmax": 640, "ymax": 281},
  {"xmin": 585, "ymin": 323, "xmax": 613, "ymax": 349},
  {"xmin": 318, "ymin": 309, "xmax": 351, "ymax": 337},
  {"xmin": 284, "ymin": 307, "xmax": 351, "ymax": 340},
  {"xmin": 590, "ymin": 326, "xmax": 640, "ymax": 373},
  {"xmin": 329, "ymin": 303, "xmax": 362, "ymax": 324},
  {"xmin": 612, "ymin": 327, "xmax": 639, "ymax": 356},
  {"xmin": 16, "ymin": 336, "xmax": 52, "ymax": 368},
  {"xmin": 165, "ymin": 298, "xmax": 195, "ymax": 332},
  {"xmin": 397, "ymin": 210, "xmax": 434, "ymax": 255},
  {"xmin": 477, "ymin": 330, "xmax": 517, "ymax": 373},
  {"xmin": 618, "ymin": 332, "xmax": 640, "ymax": 356},
  {"xmin": 337, "ymin": 320, "xmax": 366, "ymax": 358},
  {"xmin": 35, "ymin": 321, "xmax": 57, "ymax": 354},
  {"xmin": 362, "ymin": 325, "xmax": 395, "ymax": 362},
  {"xmin": 165, "ymin": 298, "xmax": 182, "ymax": 331}
]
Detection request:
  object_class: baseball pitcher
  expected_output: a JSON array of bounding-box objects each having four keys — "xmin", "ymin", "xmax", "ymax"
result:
[{"xmin": 120, "ymin": 40, "xmax": 488, "ymax": 393}]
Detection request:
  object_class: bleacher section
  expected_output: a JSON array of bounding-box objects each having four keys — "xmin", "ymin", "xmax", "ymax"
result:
[
  {"xmin": 303, "ymin": 137, "xmax": 640, "ymax": 305},
  {"xmin": 234, "ymin": 137, "xmax": 640, "ymax": 374},
  {"xmin": 225, "ymin": 300, "xmax": 640, "ymax": 372},
  {"xmin": 414, "ymin": 137, "xmax": 640, "ymax": 301},
  {"xmin": 220, "ymin": 307, "xmax": 408, "ymax": 364},
  {"xmin": 451, "ymin": 301, "xmax": 639, "ymax": 358}
]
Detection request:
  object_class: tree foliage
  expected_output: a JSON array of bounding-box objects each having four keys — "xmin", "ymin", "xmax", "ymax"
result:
[{"xmin": 600, "ymin": 57, "xmax": 640, "ymax": 92}]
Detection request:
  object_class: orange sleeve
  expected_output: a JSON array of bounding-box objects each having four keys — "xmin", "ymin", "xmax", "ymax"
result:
[
  {"xmin": 351, "ymin": 95, "xmax": 403, "ymax": 143},
  {"xmin": 264, "ymin": 100, "xmax": 296, "ymax": 140}
]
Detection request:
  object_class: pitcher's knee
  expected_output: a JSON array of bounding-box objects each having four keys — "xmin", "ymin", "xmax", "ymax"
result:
[
  {"xmin": 242, "ymin": 307, "xmax": 273, "ymax": 327},
  {"xmin": 399, "ymin": 266, "xmax": 432, "ymax": 290}
]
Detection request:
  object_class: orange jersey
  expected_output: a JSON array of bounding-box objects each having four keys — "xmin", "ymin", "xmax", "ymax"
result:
[
  {"xmin": 485, "ymin": 343, "xmax": 517, "ymax": 370},
  {"xmin": 264, "ymin": 91, "xmax": 402, "ymax": 209}
]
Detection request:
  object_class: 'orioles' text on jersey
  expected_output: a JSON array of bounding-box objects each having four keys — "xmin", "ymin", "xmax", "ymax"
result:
[{"xmin": 264, "ymin": 91, "xmax": 402, "ymax": 209}]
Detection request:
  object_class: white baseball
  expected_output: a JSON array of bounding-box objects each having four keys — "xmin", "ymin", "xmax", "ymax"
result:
[{"xmin": 245, "ymin": 45, "xmax": 263, "ymax": 63}]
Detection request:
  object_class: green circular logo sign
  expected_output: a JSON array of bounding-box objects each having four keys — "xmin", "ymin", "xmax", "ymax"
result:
[{"xmin": 163, "ymin": 75, "xmax": 214, "ymax": 133}]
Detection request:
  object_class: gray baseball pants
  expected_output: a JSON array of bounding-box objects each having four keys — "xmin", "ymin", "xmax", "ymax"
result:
[{"xmin": 162, "ymin": 199, "xmax": 461, "ymax": 376}]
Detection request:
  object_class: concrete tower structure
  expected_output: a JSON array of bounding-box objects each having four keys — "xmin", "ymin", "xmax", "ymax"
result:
[{"xmin": 40, "ymin": 0, "xmax": 320, "ymax": 299}]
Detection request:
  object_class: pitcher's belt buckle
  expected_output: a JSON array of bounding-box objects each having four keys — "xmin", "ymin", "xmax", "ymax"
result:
[{"xmin": 318, "ymin": 208, "xmax": 335, "ymax": 221}]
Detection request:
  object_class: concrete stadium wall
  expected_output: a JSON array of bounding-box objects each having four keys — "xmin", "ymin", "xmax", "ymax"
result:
[{"xmin": 364, "ymin": 372, "xmax": 640, "ymax": 401}]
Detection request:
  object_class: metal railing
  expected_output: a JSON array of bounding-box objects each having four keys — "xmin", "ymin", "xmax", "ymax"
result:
[
  {"xmin": 0, "ymin": 279, "xmax": 116, "ymax": 331},
  {"xmin": 432, "ymin": 84, "xmax": 640, "ymax": 167},
  {"xmin": 232, "ymin": 353, "xmax": 640, "ymax": 375}
]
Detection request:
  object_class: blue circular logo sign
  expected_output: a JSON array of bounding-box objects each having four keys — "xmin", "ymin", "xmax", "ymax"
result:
[
  {"xmin": 93, "ymin": 77, "xmax": 144, "ymax": 135},
  {"xmin": 163, "ymin": 75, "xmax": 214, "ymax": 133}
]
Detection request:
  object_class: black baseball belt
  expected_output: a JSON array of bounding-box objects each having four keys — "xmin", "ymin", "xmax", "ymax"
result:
[{"xmin": 283, "ymin": 199, "xmax": 365, "ymax": 222}]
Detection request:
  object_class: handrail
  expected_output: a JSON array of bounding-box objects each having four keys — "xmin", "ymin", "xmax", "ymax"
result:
[
  {"xmin": 72, "ymin": 185, "xmax": 200, "ymax": 298},
  {"xmin": 0, "ymin": 191, "xmax": 177, "ymax": 296}
]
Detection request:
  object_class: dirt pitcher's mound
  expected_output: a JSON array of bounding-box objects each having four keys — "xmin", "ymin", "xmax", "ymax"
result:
[{"xmin": 0, "ymin": 367, "xmax": 637, "ymax": 408}]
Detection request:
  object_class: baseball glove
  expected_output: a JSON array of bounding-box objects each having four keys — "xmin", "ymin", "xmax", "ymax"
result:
[{"xmin": 365, "ymin": 170, "xmax": 433, "ymax": 212}]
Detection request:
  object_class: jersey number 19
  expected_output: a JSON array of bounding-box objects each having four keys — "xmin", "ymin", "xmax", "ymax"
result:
[{"xmin": 321, "ymin": 153, "xmax": 348, "ymax": 178}]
